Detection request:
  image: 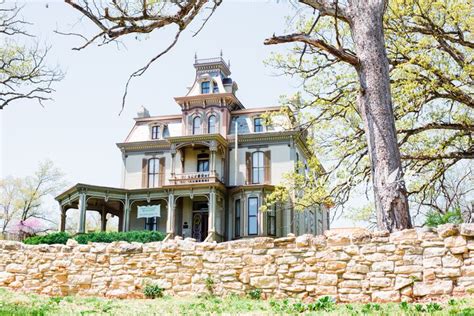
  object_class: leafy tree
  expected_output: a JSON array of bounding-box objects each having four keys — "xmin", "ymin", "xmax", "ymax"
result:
[
  {"xmin": 0, "ymin": 2, "xmax": 62, "ymax": 109},
  {"xmin": 265, "ymin": 0, "xmax": 472, "ymax": 225}
]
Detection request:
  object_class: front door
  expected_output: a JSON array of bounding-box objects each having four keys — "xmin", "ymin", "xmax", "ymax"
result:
[{"xmin": 192, "ymin": 202, "xmax": 208, "ymax": 242}]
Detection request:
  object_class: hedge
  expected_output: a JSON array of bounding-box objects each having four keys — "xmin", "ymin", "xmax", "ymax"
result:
[{"xmin": 23, "ymin": 231, "xmax": 165, "ymax": 245}]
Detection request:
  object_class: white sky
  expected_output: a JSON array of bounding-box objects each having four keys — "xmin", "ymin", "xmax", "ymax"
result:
[{"xmin": 0, "ymin": 1, "xmax": 361, "ymax": 228}]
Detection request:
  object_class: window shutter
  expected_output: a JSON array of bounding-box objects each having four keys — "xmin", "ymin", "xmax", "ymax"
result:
[
  {"xmin": 142, "ymin": 158, "xmax": 148, "ymax": 188},
  {"xmin": 264, "ymin": 150, "xmax": 271, "ymax": 184},
  {"xmin": 245, "ymin": 152, "xmax": 251, "ymax": 185},
  {"xmin": 159, "ymin": 157, "xmax": 165, "ymax": 186}
]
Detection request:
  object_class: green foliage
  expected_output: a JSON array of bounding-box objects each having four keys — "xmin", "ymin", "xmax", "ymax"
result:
[
  {"xmin": 424, "ymin": 208, "xmax": 463, "ymax": 227},
  {"xmin": 269, "ymin": 296, "xmax": 335, "ymax": 313},
  {"xmin": 248, "ymin": 288, "xmax": 261, "ymax": 300},
  {"xmin": 143, "ymin": 283, "xmax": 164, "ymax": 299},
  {"xmin": 23, "ymin": 232, "xmax": 71, "ymax": 245},
  {"xmin": 23, "ymin": 230, "xmax": 165, "ymax": 245},
  {"xmin": 205, "ymin": 277, "xmax": 215, "ymax": 295},
  {"xmin": 74, "ymin": 231, "xmax": 164, "ymax": 244}
]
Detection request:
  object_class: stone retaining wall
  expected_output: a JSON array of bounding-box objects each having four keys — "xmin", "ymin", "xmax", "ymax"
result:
[{"xmin": 1, "ymin": 225, "xmax": 474, "ymax": 302}]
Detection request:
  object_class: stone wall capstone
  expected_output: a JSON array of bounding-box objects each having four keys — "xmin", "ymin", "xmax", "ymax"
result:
[{"xmin": 1, "ymin": 224, "xmax": 474, "ymax": 302}]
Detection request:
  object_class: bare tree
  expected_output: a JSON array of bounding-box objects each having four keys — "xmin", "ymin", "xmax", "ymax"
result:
[
  {"xmin": 0, "ymin": 2, "xmax": 62, "ymax": 109},
  {"xmin": 0, "ymin": 177, "xmax": 21, "ymax": 233},
  {"xmin": 63, "ymin": 0, "xmax": 222, "ymax": 112},
  {"xmin": 264, "ymin": 0, "xmax": 412, "ymax": 231}
]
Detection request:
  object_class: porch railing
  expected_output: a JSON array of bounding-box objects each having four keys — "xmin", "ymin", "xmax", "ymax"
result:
[{"xmin": 170, "ymin": 171, "xmax": 221, "ymax": 185}]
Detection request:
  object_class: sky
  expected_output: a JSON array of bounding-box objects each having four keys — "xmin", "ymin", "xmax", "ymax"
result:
[{"xmin": 0, "ymin": 1, "xmax": 359, "ymax": 228}]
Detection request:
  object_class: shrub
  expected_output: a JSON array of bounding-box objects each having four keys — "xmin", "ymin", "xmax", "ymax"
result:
[
  {"xmin": 74, "ymin": 231, "xmax": 165, "ymax": 244},
  {"xmin": 23, "ymin": 230, "xmax": 165, "ymax": 245},
  {"xmin": 248, "ymin": 289, "xmax": 261, "ymax": 300},
  {"xmin": 23, "ymin": 232, "xmax": 71, "ymax": 245},
  {"xmin": 205, "ymin": 277, "xmax": 215, "ymax": 295},
  {"xmin": 424, "ymin": 208, "xmax": 463, "ymax": 227},
  {"xmin": 143, "ymin": 283, "xmax": 164, "ymax": 299}
]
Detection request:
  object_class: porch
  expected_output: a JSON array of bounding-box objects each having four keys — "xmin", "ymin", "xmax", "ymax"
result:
[{"xmin": 55, "ymin": 183, "xmax": 226, "ymax": 242}]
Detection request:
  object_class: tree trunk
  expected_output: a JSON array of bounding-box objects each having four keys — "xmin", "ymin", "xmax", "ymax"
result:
[{"xmin": 349, "ymin": 0, "xmax": 412, "ymax": 231}]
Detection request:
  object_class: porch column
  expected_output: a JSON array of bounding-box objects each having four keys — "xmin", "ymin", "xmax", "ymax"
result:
[
  {"xmin": 166, "ymin": 193, "xmax": 175, "ymax": 236},
  {"xmin": 208, "ymin": 188, "xmax": 216, "ymax": 233},
  {"xmin": 171, "ymin": 145, "xmax": 176, "ymax": 177},
  {"xmin": 78, "ymin": 192, "xmax": 87, "ymax": 233},
  {"xmin": 210, "ymin": 142, "xmax": 217, "ymax": 178},
  {"xmin": 100, "ymin": 209, "xmax": 107, "ymax": 232},
  {"xmin": 59, "ymin": 205, "xmax": 66, "ymax": 232},
  {"xmin": 122, "ymin": 194, "xmax": 130, "ymax": 232}
]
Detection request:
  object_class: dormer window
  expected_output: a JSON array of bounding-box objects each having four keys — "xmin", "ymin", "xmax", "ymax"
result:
[
  {"xmin": 254, "ymin": 117, "xmax": 264, "ymax": 133},
  {"xmin": 193, "ymin": 116, "xmax": 201, "ymax": 135},
  {"xmin": 208, "ymin": 115, "xmax": 216, "ymax": 133},
  {"xmin": 151, "ymin": 126, "xmax": 160, "ymax": 139},
  {"xmin": 201, "ymin": 81, "xmax": 210, "ymax": 94},
  {"xmin": 212, "ymin": 81, "xmax": 219, "ymax": 93}
]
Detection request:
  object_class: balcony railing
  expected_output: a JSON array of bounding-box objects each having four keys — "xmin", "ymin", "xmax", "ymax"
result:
[{"xmin": 170, "ymin": 172, "xmax": 221, "ymax": 185}]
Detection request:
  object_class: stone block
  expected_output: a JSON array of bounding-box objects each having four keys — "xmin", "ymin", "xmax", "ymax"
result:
[
  {"xmin": 423, "ymin": 257, "xmax": 442, "ymax": 268},
  {"xmin": 437, "ymin": 224, "xmax": 459, "ymax": 238},
  {"xmin": 5, "ymin": 264, "xmax": 27, "ymax": 274},
  {"xmin": 413, "ymin": 280, "xmax": 453, "ymax": 296},
  {"xmin": 249, "ymin": 276, "xmax": 278, "ymax": 289},
  {"xmin": 423, "ymin": 247, "xmax": 446, "ymax": 258},
  {"xmin": 442, "ymin": 255, "xmax": 462, "ymax": 268},
  {"xmin": 460, "ymin": 224, "xmax": 474, "ymax": 236},
  {"xmin": 372, "ymin": 261, "xmax": 394, "ymax": 272},
  {"xmin": 372, "ymin": 290, "xmax": 400, "ymax": 302},
  {"xmin": 389, "ymin": 229, "xmax": 418, "ymax": 243},
  {"xmin": 370, "ymin": 277, "xmax": 392, "ymax": 288},
  {"xmin": 317, "ymin": 273, "xmax": 338, "ymax": 286}
]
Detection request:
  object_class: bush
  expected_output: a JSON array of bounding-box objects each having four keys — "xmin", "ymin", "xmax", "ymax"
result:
[
  {"xmin": 248, "ymin": 289, "xmax": 261, "ymax": 300},
  {"xmin": 143, "ymin": 283, "xmax": 164, "ymax": 299},
  {"xmin": 23, "ymin": 232, "xmax": 71, "ymax": 245},
  {"xmin": 23, "ymin": 230, "xmax": 165, "ymax": 245},
  {"xmin": 424, "ymin": 208, "xmax": 463, "ymax": 227},
  {"xmin": 74, "ymin": 231, "xmax": 165, "ymax": 244}
]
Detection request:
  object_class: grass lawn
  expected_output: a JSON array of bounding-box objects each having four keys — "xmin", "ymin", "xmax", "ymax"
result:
[{"xmin": 0, "ymin": 289, "xmax": 473, "ymax": 315}]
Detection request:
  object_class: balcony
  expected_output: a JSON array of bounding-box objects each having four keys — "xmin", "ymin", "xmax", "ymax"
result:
[{"xmin": 169, "ymin": 172, "xmax": 221, "ymax": 185}]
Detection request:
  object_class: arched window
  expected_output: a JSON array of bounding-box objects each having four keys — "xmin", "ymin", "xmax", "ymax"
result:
[
  {"xmin": 252, "ymin": 151, "xmax": 264, "ymax": 184},
  {"xmin": 148, "ymin": 158, "xmax": 160, "ymax": 188},
  {"xmin": 193, "ymin": 116, "xmax": 201, "ymax": 135},
  {"xmin": 212, "ymin": 81, "xmax": 219, "ymax": 93},
  {"xmin": 201, "ymin": 81, "xmax": 210, "ymax": 94},
  {"xmin": 208, "ymin": 115, "xmax": 216, "ymax": 133}
]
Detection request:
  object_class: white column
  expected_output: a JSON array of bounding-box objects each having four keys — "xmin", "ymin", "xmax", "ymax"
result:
[
  {"xmin": 78, "ymin": 193, "xmax": 87, "ymax": 233},
  {"xmin": 208, "ymin": 188, "xmax": 216, "ymax": 233},
  {"xmin": 166, "ymin": 193, "xmax": 175, "ymax": 235}
]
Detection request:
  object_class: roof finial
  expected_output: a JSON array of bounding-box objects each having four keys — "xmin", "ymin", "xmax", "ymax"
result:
[
  {"xmin": 194, "ymin": 52, "xmax": 197, "ymax": 62},
  {"xmin": 220, "ymin": 49, "xmax": 223, "ymax": 58}
]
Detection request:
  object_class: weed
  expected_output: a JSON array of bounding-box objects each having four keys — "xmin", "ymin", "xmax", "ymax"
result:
[
  {"xmin": 143, "ymin": 283, "xmax": 164, "ymax": 299},
  {"xmin": 248, "ymin": 288, "xmax": 262, "ymax": 300}
]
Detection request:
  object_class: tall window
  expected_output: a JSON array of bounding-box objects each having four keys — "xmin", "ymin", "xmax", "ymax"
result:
[
  {"xmin": 208, "ymin": 115, "xmax": 216, "ymax": 133},
  {"xmin": 212, "ymin": 81, "xmax": 219, "ymax": 93},
  {"xmin": 252, "ymin": 151, "xmax": 264, "ymax": 184},
  {"xmin": 147, "ymin": 158, "xmax": 160, "ymax": 188},
  {"xmin": 197, "ymin": 153, "xmax": 209, "ymax": 172},
  {"xmin": 254, "ymin": 117, "xmax": 263, "ymax": 132},
  {"xmin": 248, "ymin": 197, "xmax": 258, "ymax": 235},
  {"xmin": 193, "ymin": 116, "xmax": 201, "ymax": 135},
  {"xmin": 145, "ymin": 217, "xmax": 157, "ymax": 231},
  {"xmin": 162, "ymin": 125, "xmax": 170, "ymax": 138},
  {"xmin": 267, "ymin": 205, "xmax": 276, "ymax": 236},
  {"xmin": 151, "ymin": 126, "xmax": 160, "ymax": 139},
  {"xmin": 201, "ymin": 81, "xmax": 210, "ymax": 94},
  {"xmin": 234, "ymin": 199, "xmax": 241, "ymax": 238}
]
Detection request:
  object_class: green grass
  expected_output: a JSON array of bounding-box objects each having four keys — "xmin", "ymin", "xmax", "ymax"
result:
[{"xmin": 0, "ymin": 288, "xmax": 473, "ymax": 315}]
